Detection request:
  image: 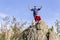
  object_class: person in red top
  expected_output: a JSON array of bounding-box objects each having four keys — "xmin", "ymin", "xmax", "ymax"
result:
[{"xmin": 35, "ymin": 13, "xmax": 41, "ymax": 22}]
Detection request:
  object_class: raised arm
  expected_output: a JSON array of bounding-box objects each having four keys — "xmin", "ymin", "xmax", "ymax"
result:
[
  {"xmin": 31, "ymin": 9, "xmax": 34, "ymax": 11},
  {"xmin": 28, "ymin": 5, "xmax": 34, "ymax": 11},
  {"xmin": 38, "ymin": 6, "xmax": 42, "ymax": 11}
]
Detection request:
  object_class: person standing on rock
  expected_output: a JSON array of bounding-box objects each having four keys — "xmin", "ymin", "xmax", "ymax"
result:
[{"xmin": 30, "ymin": 6, "xmax": 42, "ymax": 19}]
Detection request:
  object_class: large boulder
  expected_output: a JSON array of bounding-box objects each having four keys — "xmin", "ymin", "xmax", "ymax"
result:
[
  {"xmin": 22, "ymin": 20, "xmax": 48, "ymax": 40},
  {"xmin": 21, "ymin": 20, "xmax": 60, "ymax": 40},
  {"xmin": 49, "ymin": 27, "xmax": 60, "ymax": 40},
  {"xmin": 35, "ymin": 20, "xmax": 48, "ymax": 34}
]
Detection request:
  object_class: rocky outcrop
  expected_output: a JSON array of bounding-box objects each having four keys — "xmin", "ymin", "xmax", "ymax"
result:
[
  {"xmin": 49, "ymin": 27, "xmax": 59, "ymax": 40},
  {"xmin": 21, "ymin": 20, "xmax": 60, "ymax": 40}
]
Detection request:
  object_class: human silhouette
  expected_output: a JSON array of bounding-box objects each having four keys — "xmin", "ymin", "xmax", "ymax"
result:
[{"xmin": 30, "ymin": 6, "xmax": 42, "ymax": 19}]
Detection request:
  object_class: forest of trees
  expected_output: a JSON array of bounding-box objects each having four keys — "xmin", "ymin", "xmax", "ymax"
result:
[{"xmin": 0, "ymin": 16, "xmax": 28, "ymax": 40}]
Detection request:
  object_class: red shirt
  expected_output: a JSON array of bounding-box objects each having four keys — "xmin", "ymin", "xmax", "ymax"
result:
[{"xmin": 35, "ymin": 15, "xmax": 41, "ymax": 22}]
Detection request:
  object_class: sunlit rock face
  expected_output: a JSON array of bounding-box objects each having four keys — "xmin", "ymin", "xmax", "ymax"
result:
[
  {"xmin": 22, "ymin": 20, "xmax": 60, "ymax": 40},
  {"xmin": 49, "ymin": 28, "xmax": 60, "ymax": 40},
  {"xmin": 22, "ymin": 20, "xmax": 48, "ymax": 40}
]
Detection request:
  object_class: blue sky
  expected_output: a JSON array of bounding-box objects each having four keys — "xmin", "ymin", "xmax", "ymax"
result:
[{"xmin": 0, "ymin": 0, "xmax": 60, "ymax": 28}]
